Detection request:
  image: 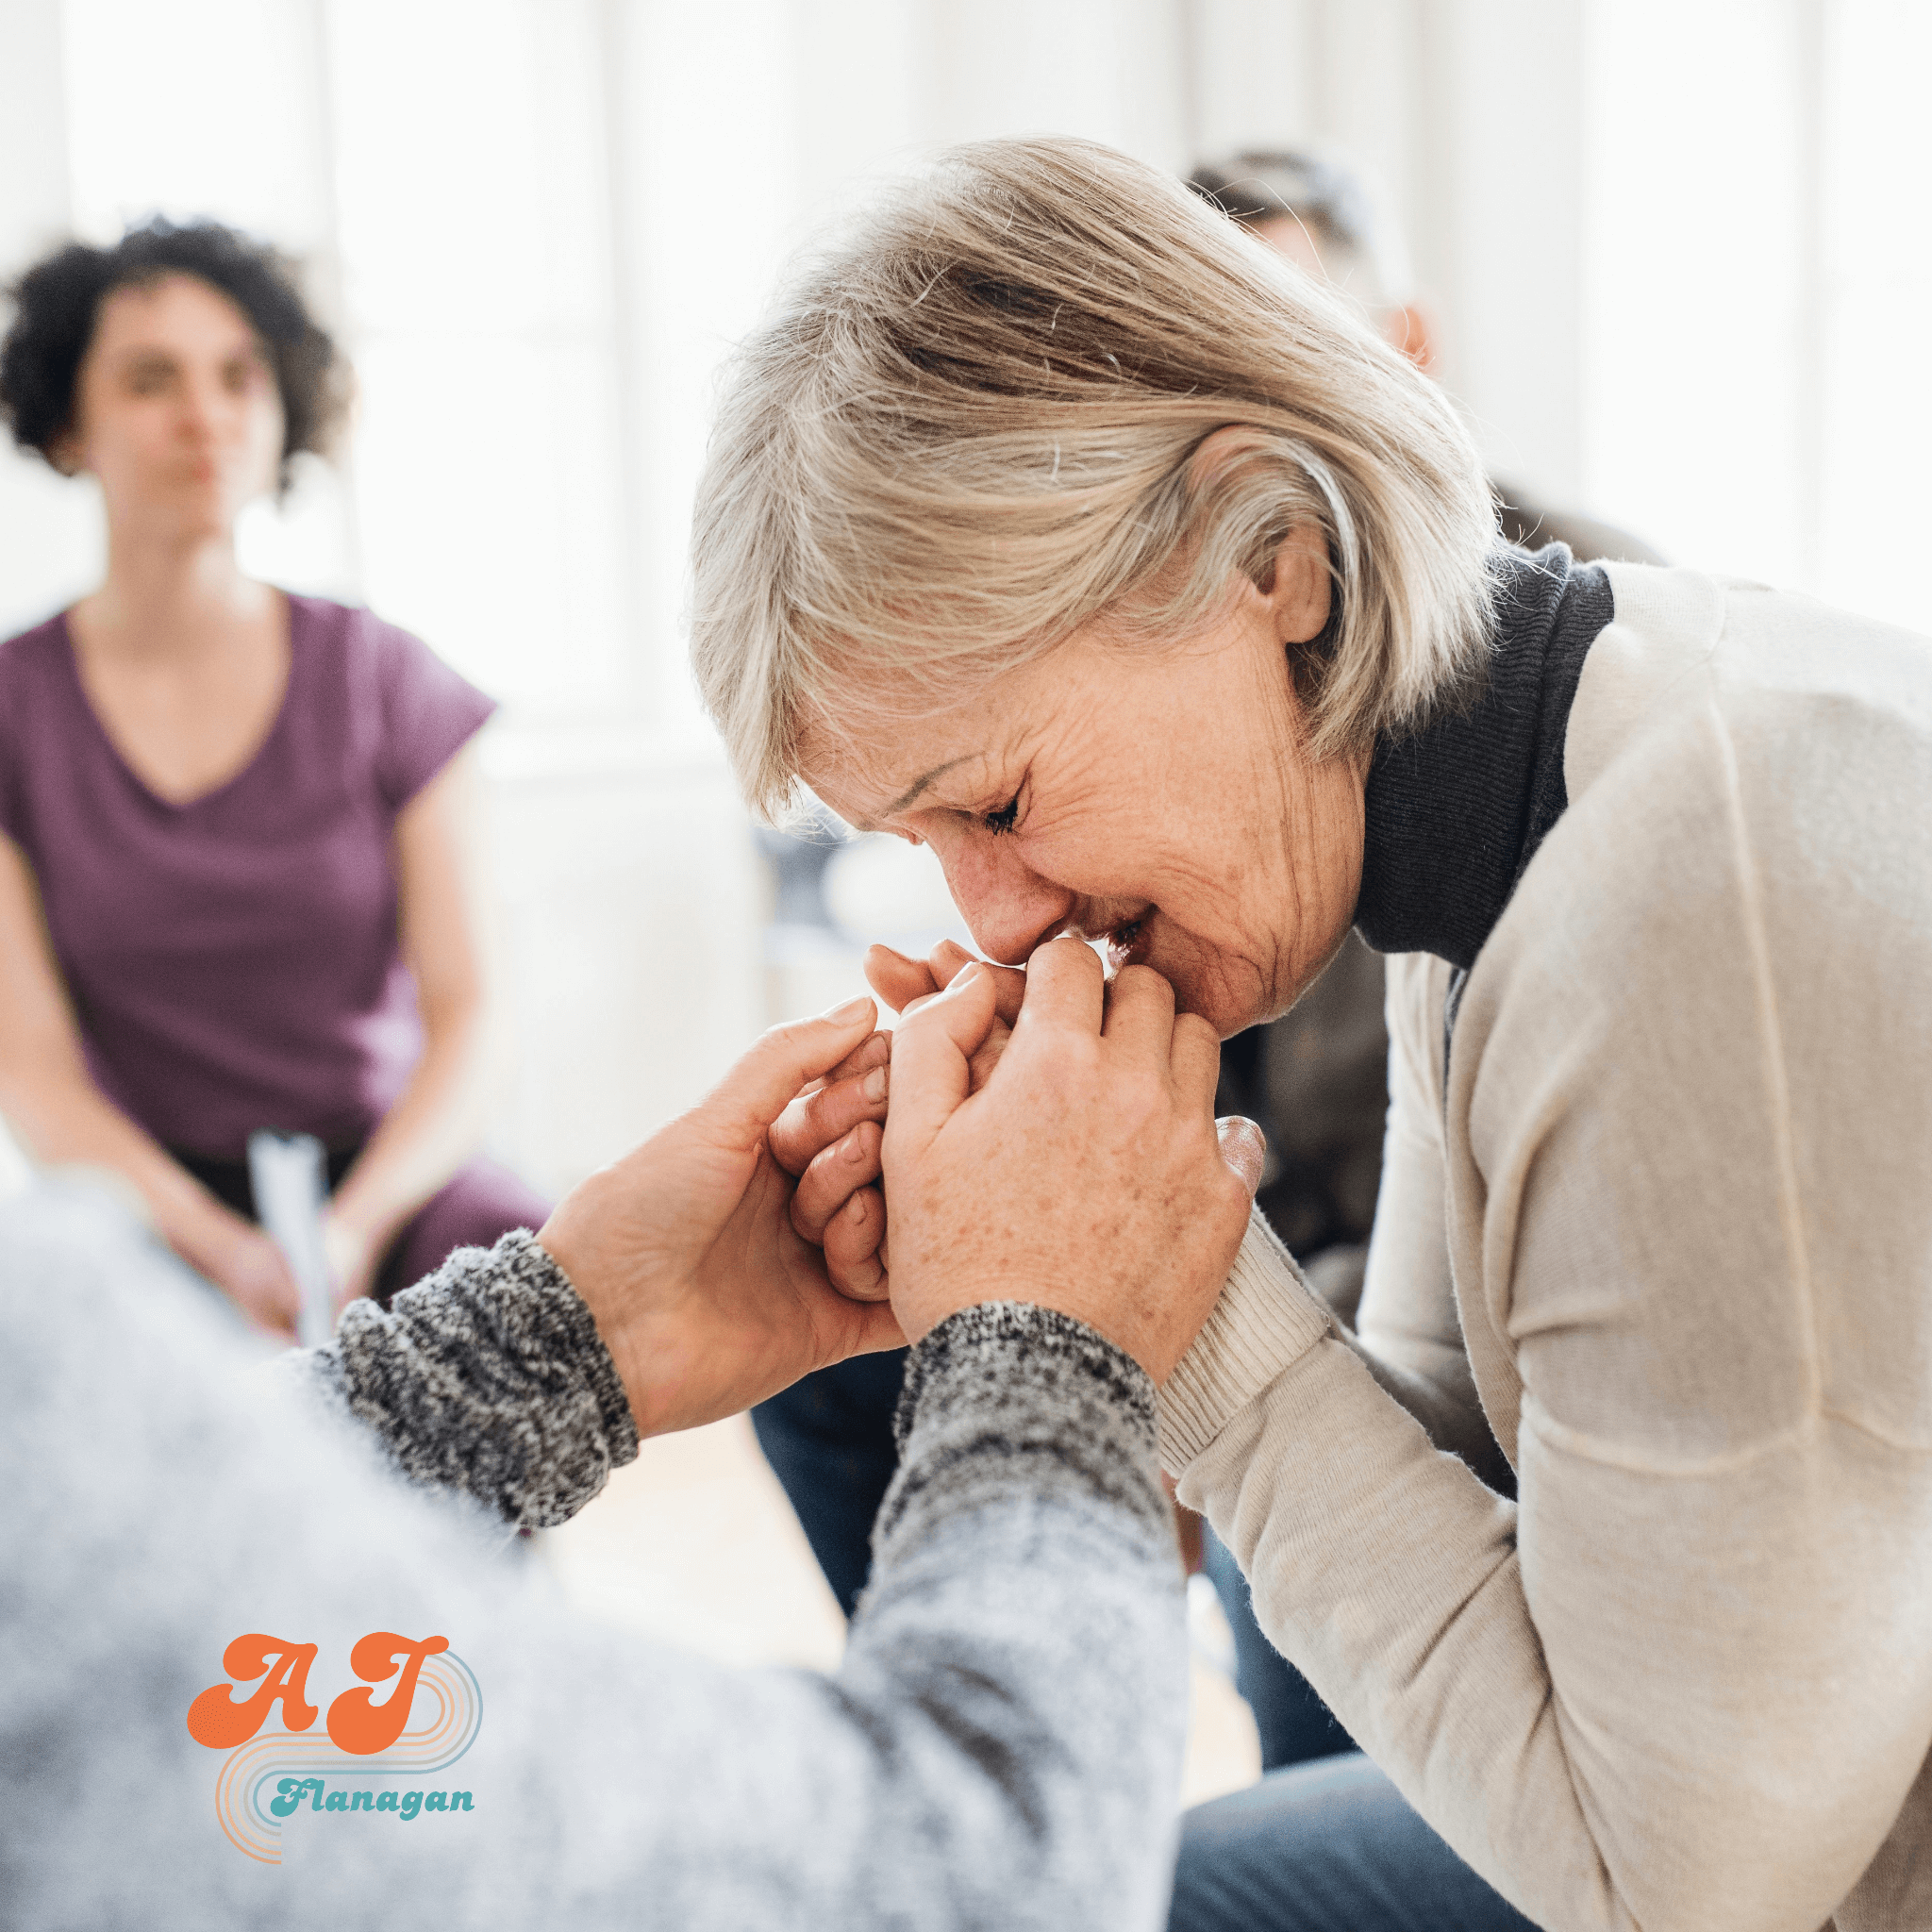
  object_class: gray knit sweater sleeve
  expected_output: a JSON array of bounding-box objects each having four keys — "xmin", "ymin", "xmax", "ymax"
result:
[
  {"xmin": 1, "ymin": 1181, "xmax": 1188, "ymax": 1932},
  {"xmin": 883, "ymin": 1298, "xmax": 1171, "ymax": 1550},
  {"xmin": 278, "ymin": 1231, "xmax": 641, "ymax": 1528}
]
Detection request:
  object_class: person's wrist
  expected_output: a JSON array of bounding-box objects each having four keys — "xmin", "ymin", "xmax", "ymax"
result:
[
  {"xmin": 1036, "ymin": 1303, "xmax": 1180, "ymax": 1385},
  {"xmin": 578, "ymin": 1291, "xmax": 655, "ymax": 1434},
  {"xmin": 530, "ymin": 1215, "xmax": 667, "ymax": 1438},
  {"xmin": 884, "ymin": 1301, "xmax": 1168, "ymax": 1557},
  {"xmin": 321, "ymin": 1207, "xmax": 381, "ymax": 1307},
  {"xmin": 1156, "ymin": 1210, "xmax": 1334, "ymax": 1473},
  {"xmin": 901, "ymin": 1283, "xmax": 1172, "ymax": 1384}
]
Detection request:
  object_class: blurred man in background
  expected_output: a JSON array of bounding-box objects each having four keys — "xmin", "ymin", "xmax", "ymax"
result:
[
  {"xmin": 1189, "ymin": 149, "xmax": 1668, "ymax": 572},
  {"xmin": 1184, "ymin": 147, "xmax": 1661, "ymax": 1341}
]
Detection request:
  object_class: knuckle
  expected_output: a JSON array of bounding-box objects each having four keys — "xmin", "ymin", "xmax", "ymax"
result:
[
  {"xmin": 764, "ymin": 1015, "xmax": 812, "ymax": 1055},
  {"xmin": 1035, "ymin": 932, "xmax": 1098, "ymax": 974},
  {"xmin": 1174, "ymin": 1011, "xmax": 1218, "ymax": 1052}
]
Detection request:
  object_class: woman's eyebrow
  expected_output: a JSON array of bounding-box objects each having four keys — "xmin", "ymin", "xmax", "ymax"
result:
[{"xmin": 853, "ymin": 756, "xmax": 977, "ymax": 831}]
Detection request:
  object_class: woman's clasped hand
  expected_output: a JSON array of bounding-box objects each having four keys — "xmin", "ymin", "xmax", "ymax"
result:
[
  {"xmin": 800, "ymin": 935, "xmax": 1264, "ymax": 1380},
  {"xmin": 539, "ymin": 933, "xmax": 1263, "ymax": 1440},
  {"xmin": 874, "ymin": 937, "xmax": 1262, "ymax": 1383}
]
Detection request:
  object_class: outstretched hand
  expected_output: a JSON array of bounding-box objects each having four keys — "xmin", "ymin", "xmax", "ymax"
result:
[{"xmin": 538, "ymin": 999, "xmax": 907, "ymax": 1439}]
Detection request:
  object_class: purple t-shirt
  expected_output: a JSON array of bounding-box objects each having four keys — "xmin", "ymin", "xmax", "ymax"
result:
[{"xmin": 0, "ymin": 595, "xmax": 495, "ymax": 1158}]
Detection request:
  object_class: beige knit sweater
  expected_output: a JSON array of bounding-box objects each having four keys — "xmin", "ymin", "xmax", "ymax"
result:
[{"xmin": 1161, "ymin": 565, "xmax": 1932, "ymax": 1931}]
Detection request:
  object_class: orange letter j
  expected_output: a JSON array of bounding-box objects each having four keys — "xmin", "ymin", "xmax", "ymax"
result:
[{"xmin": 325, "ymin": 1632, "xmax": 450, "ymax": 1756}]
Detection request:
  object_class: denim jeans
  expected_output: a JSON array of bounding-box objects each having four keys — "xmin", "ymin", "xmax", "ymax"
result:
[
  {"xmin": 1202, "ymin": 1524, "xmax": 1355, "ymax": 1772},
  {"xmin": 1168, "ymin": 1753, "xmax": 1541, "ymax": 1932},
  {"xmin": 750, "ymin": 1350, "xmax": 909, "ymax": 1617}
]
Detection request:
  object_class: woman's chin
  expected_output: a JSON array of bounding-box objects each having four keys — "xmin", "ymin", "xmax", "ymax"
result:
[{"xmin": 1154, "ymin": 952, "xmax": 1273, "ymax": 1041}]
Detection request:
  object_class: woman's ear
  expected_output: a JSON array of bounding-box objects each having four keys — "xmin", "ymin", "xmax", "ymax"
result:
[
  {"xmin": 1265, "ymin": 524, "xmax": 1332, "ymax": 645},
  {"xmin": 1186, "ymin": 427, "xmax": 1332, "ymax": 646}
]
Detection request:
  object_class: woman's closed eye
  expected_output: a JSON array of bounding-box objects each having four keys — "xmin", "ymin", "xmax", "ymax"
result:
[{"xmin": 984, "ymin": 794, "xmax": 1021, "ymax": 836}]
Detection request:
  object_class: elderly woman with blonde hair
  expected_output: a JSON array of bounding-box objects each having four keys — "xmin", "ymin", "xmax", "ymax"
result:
[{"xmin": 692, "ymin": 138, "xmax": 1932, "ymax": 1932}]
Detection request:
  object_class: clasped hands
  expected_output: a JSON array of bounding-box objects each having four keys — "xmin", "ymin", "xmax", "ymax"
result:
[{"xmin": 540, "ymin": 935, "xmax": 1265, "ymax": 1440}]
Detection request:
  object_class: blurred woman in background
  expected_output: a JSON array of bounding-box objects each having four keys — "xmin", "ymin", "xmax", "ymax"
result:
[{"xmin": 0, "ymin": 218, "xmax": 546, "ymax": 1335}]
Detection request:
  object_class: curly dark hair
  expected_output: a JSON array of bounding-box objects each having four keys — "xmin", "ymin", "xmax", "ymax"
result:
[{"xmin": 0, "ymin": 216, "xmax": 346, "ymax": 491}]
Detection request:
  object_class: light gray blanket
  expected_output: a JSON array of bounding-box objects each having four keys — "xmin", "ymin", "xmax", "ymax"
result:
[{"xmin": 0, "ymin": 1179, "xmax": 1186, "ymax": 1929}]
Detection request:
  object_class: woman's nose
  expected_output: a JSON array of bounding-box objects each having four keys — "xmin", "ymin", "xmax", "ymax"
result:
[
  {"xmin": 176, "ymin": 395, "xmax": 215, "ymax": 445},
  {"xmin": 178, "ymin": 374, "xmax": 228, "ymax": 442},
  {"xmin": 933, "ymin": 832, "xmax": 1076, "ymax": 967}
]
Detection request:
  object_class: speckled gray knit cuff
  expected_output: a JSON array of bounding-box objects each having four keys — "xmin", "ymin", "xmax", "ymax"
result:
[
  {"xmin": 294, "ymin": 1229, "xmax": 640, "ymax": 1529},
  {"xmin": 876, "ymin": 1302, "xmax": 1169, "ymax": 1559}
]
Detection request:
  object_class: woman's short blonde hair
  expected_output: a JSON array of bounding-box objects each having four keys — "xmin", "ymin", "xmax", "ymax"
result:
[{"xmin": 691, "ymin": 137, "xmax": 1497, "ymax": 818}]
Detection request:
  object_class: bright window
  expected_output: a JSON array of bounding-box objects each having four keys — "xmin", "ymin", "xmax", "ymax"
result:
[
  {"xmin": 1583, "ymin": 0, "xmax": 1932, "ymax": 634},
  {"xmin": 58, "ymin": 0, "xmax": 637, "ymax": 716}
]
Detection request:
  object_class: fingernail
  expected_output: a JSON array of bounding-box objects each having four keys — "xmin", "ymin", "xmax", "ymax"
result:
[
  {"xmin": 843, "ymin": 1126, "xmax": 867, "ymax": 1161},
  {"xmin": 862, "ymin": 1065, "xmax": 888, "ymax": 1103},
  {"xmin": 823, "ymin": 996, "xmax": 871, "ymax": 1024},
  {"xmin": 848, "ymin": 1193, "xmax": 868, "ymax": 1220}
]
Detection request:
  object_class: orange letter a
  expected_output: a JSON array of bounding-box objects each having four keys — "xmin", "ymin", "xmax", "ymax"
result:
[
  {"xmin": 325, "ymin": 1632, "xmax": 449, "ymax": 1756},
  {"xmin": 186, "ymin": 1636, "xmax": 320, "ymax": 1747}
]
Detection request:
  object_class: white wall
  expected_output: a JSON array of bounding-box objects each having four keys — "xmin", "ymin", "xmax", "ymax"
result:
[
  {"xmin": 482, "ymin": 741, "xmax": 764, "ymax": 1195},
  {"xmin": 1191, "ymin": 0, "xmax": 1591, "ymax": 508},
  {"xmin": 0, "ymin": 0, "xmax": 97, "ymax": 641},
  {"xmin": 3, "ymin": 0, "xmax": 1925, "ymax": 1191},
  {"xmin": 1581, "ymin": 0, "xmax": 1807, "ymax": 583}
]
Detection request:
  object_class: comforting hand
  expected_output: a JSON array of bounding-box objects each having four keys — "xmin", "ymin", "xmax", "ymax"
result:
[
  {"xmin": 538, "ymin": 999, "xmax": 907, "ymax": 1438},
  {"xmin": 881, "ymin": 937, "xmax": 1263, "ymax": 1384},
  {"xmin": 867, "ymin": 938, "xmax": 1026, "ymax": 1090},
  {"xmin": 778, "ymin": 940, "xmax": 1024, "ymax": 1302},
  {"xmin": 766, "ymin": 1024, "xmax": 897, "ymax": 1301}
]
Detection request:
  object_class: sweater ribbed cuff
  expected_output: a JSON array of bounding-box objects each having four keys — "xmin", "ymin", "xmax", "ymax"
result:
[
  {"xmin": 1157, "ymin": 1209, "xmax": 1335, "ymax": 1474},
  {"xmin": 877, "ymin": 1301, "xmax": 1169, "ymax": 1559},
  {"xmin": 305, "ymin": 1229, "xmax": 640, "ymax": 1528}
]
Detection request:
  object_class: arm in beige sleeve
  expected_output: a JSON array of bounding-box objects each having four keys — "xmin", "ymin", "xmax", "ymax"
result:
[
  {"xmin": 1159, "ymin": 781, "xmax": 1932, "ymax": 1929},
  {"xmin": 1191, "ymin": 949, "xmax": 1505, "ymax": 1487},
  {"xmin": 1337, "ymin": 951, "xmax": 1509, "ymax": 1491}
]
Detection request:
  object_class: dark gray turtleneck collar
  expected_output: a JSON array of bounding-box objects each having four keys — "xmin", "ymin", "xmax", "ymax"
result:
[{"xmin": 1353, "ymin": 543, "xmax": 1615, "ymax": 970}]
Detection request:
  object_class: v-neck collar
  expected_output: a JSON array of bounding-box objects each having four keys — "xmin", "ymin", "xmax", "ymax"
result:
[{"xmin": 57, "ymin": 592, "xmax": 299, "ymax": 815}]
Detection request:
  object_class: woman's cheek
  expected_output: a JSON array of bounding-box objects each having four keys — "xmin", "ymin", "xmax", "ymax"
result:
[{"xmin": 1156, "ymin": 927, "xmax": 1274, "ymax": 1036}]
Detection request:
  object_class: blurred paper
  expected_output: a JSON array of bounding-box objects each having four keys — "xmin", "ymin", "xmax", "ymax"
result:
[{"xmin": 247, "ymin": 1130, "xmax": 334, "ymax": 1348}]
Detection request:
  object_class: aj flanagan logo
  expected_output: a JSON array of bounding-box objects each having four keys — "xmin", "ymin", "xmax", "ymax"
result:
[{"xmin": 186, "ymin": 1632, "xmax": 483, "ymax": 1864}]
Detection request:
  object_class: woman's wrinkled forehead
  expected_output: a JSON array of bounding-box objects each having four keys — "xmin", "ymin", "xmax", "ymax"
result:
[
  {"xmin": 793, "ymin": 707, "xmax": 980, "ymax": 832},
  {"xmin": 791, "ymin": 661, "xmax": 1047, "ymax": 831}
]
